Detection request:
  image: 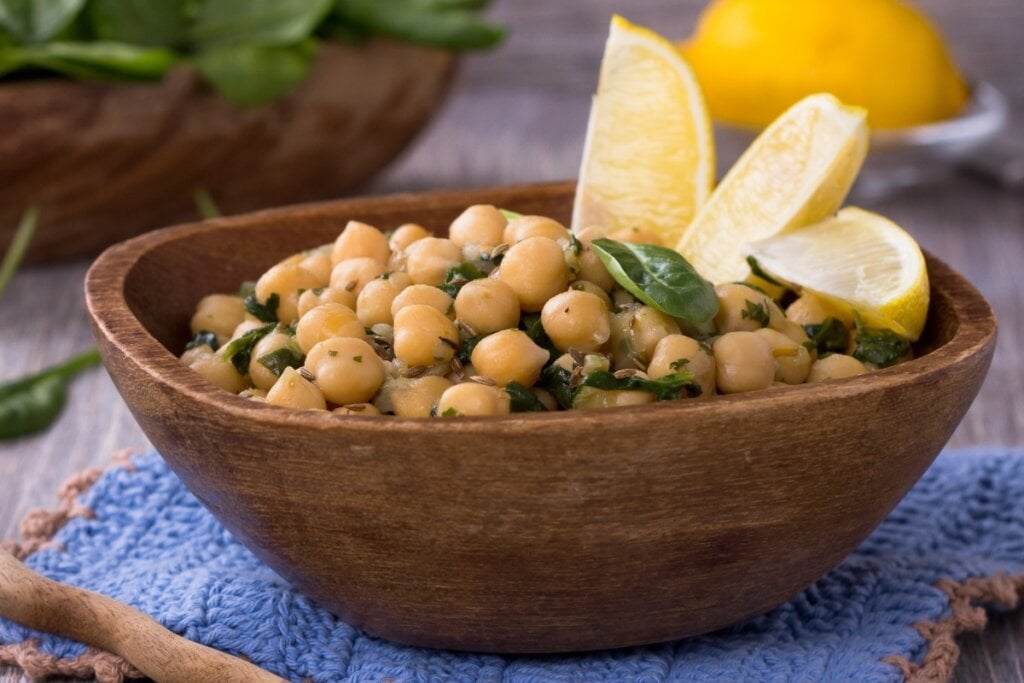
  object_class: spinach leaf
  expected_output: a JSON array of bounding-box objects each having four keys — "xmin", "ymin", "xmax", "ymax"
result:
[
  {"xmin": 852, "ymin": 317, "xmax": 910, "ymax": 368},
  {"xmin": 590, "ymin": 238, "xmax": 718, "ymax": 323},
  {"xmin": 456, "ymin": 333, "xmax": 482, "ymax": 365},
  {"xmin": 580, "ymin": 370, "xmax": 701, "ymax": 401},
  {"xmin": 0, "ymin": 205, "xmax": 37, "ymax": 300},
  {"xmin": 3, "ymin": 41, "xmax": 177, "ymax": 80},
  {"xmin": 185, "ymin": 330, "xmax": 220, "ymax": 352},
  {"xmin": 519, "ymin": 313, "xmax": 557, "ymax": 361},
  {"xmin": 244, "ymin": 292, "xmax": 280, "ymax": 323},
  {"xmin": 195, "ymin": 39, "xmax": 316, "ymax": 106},
  {"xmin": 437, "ymin": 262, "xmax": 485, "ymax": 298},
  {"xmin": 333, "ymin": 0, "xmax": 504, "ymax": 50},
  {"xmin": 194, "ymin": 188, "xmax": 221, "ymax": 219},
  {"xmin": 804, "ymin": 317, "xmax": 850, "ymax": 355},
  {"xmin": 257, "ymin": 346, "xmax": 304, "ymax": 377},
  {"xmin": 0, "ymin": 348, "xmax": 100, "ymax": 440},
  {"xmin": 0, "ymin": 0, "xmax": 85, "ymax": 43},
  {"xmin": 498, "ymin": 208, "xmax": 521, "ymax": 222},
  {"xmin": 190, "ymin": 0, "xmax": 332, "ymax": 47},
  {"xmin": 540, "ymin": 363, "xmax": 575, "ymax": 410},
  {"xmin": 87, "ymin": 0, "xmax": 186, "ymax": 47},
  {"xmin": 505, "ymin": 381, "xmax": 546, "ymax": 412},
  {"xmin": 220, "ymin": 323, "xmax": 275, "ymax": 374},
  {"xmin": 740, "ymin": 299, "xmax": 770, "ymax": 327}
]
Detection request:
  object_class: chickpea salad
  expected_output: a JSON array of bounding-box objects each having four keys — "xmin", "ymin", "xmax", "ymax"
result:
[{"xmin": 180, "ymin": 205, "xmax": 914, "ymax": 417}]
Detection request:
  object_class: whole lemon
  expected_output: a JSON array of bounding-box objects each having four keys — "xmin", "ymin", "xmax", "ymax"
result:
[{"xmin": 682, "ymin": 0, "xmax": 969, "ymax": 129}]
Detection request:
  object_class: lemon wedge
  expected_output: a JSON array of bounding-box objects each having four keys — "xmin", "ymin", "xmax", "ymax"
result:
[
  {"xmin": 571, "ymin": 15, "xmax": 714, "ymax": 246},
  {"xmin": 675, "ymin": 93, "xmax": 868, "ymax": 285},
  {"xmin": 747, "ymin": 207, "xmax": 929, "ymax": 340}
]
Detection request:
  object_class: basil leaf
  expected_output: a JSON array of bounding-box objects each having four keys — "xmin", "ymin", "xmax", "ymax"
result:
[
  {"xmin": 0, "ymin": 205, "xmax": 37, "ymax": 300},
  {"xmin": 852, "ymin": 317, "xmax": 910, "ymax": 368},
  {"xmin": 519, "ymin": 313, "xmax": 557, "ymax": 361},
  {"xmin": 0, "ymin": 348, "xmax": 100, "ymax": 440},
  {"xmin": 244, "ymin": 292, "xmax": 280, "ymax": 323},
  {"xmin": 87, "ymin": 0, "xmax": 186, "ymax": 47},
  {"xmin": 740, "ymin": 299, "xmax": 770, "ymax": 327},
  {"xmin": 190, "ymin": 0, "xmax": 332, "ymax": 47},
  {"xmin": 437, "ymin": 262, "xmax": 485, "ymax": 298},
  {"xmin": 185, "ymin": 330, "xmax": 220, "ymax": 352},
  {"xmin": 456, "ymin": 334, "xmax": 482, "ymax": 365},
  {"xmin": 1, "ymin": 41, "xmax": 177, "ymax": 80},
  {"xmin": 580, "ymin": 370, "xmax": 701, "ymax": 401},
  {"xmin": 220, "ymin": 323, "xmax": 275, "ymax": 374},
  {"xmin": 333, "ymin": 0, "xmax": 504, "ymax": 50},
  {"xmin": 540, "ymin": 363, "xmax": 575, "ymax": 410},
  {"xmin": 505, "ymin": 381, "xmax": 546, "ymax": 412},
  {"xmin": 195, "ymin": 40, "xmax": 316, "ymax": 106},
  {"xmin": 257, "ymin": 346, "xmax": 304, "ymax": 377},
  {"xmin": 0, "ymin": 0, "xmax": 84, "ymax": 43},
  {"xmin": 804, "ymin": 317, "xmax": 850, "ymax": 355},
  {"xmin": 590, "ymin": 239, "xmax": 718, "ymax": 323}
]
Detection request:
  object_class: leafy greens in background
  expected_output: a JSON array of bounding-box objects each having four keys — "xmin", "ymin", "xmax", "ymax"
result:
[{"xmin": 0, "ymin": 0, "xmax": 503, "ymax": 105}]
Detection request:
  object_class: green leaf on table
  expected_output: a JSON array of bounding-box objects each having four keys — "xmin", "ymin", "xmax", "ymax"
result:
[
  {"xmin": 0, "ymin": 0, "xmax": 85, "ymax": 43},
  {"xmin": 195, "ymin": 40, "xmax": 316, "ymax": 106},
  {"xmin": 86, "ymin": 0, "xmax": 187, "ymax": 48},
  {"xmin": 590, "ymin": 238, "xmax": 719, "ymax": 323},
  {"xmin": 2, "ymin": 41, "xmax": 177, "ymax": 80},
  {"xmin": 333, "ymin": 0, "xmax": 504, "ymax": 50},
  {"xmin": 190, "ymin": 0, "xmax": 333, "ymax": 47},
  {"xmin": 0, "ymin": 348, "xmax": 101, "ymax": 440},
  {"xmin": 0, "ymin": 205, "xmax": 38, "ymax": 300}
]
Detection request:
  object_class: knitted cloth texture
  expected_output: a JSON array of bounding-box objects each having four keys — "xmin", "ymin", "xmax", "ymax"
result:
[{"xmin": 2, "ymin": 448, "xmax": 1023, "ymax": 683}]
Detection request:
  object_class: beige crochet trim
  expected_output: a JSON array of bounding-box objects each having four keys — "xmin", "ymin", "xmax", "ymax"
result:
[
  {"xmin": 0, "ymin": 449, "xmax": 143, "ymax": 682},
  {"xmin": 883, "ymin": 573, "xmax": 1024, "ymax": 682}
]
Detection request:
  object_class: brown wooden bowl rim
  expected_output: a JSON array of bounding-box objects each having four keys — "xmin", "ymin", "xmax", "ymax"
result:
[{"xmin": 85, "ymin": 180, "xmax": 998, "ymax": 437}]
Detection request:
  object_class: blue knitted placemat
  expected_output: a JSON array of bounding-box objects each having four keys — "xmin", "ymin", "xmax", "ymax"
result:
[{"xmin": 2, "ymin": 448, "xmax": 1023, "ymax": 683}]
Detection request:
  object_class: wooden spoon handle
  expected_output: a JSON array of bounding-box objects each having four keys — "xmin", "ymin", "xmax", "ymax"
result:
[{"xmin": 0, "ymin": 549, "xmax": 287, "ymax": 683}]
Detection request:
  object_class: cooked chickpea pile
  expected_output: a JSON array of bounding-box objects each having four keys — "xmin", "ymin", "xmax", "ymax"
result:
[{"xmin": 181, "ymin": 205, "xmax": 912, "ymax": 417}]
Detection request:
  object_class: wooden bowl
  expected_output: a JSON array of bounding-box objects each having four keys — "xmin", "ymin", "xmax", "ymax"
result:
[
  {"xmin": 85, "ymin": 181, "xmax": 996, "ymax": 653},
  {"xmin": 0, "ymin": 40, "xmax": 455, "ymax": 264}
]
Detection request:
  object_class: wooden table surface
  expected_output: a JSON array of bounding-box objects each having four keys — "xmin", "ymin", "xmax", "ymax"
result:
[{"xmin": 2, "ymin": 1, "xmax": 1022, "ymax": 681}]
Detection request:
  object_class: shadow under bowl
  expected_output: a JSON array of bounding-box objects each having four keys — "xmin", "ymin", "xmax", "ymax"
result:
[{"xmin": 85, "ymin": 181, "xmax": 996, "ymax": 653}]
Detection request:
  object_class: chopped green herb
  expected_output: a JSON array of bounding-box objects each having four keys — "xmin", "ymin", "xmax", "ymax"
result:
[
  {"xmin": 740, "ymin": 300, "xmax": 770, "ymax": 327},
  {"xmin": 540, "ymin": 363, "xmax": 575, "ymax": 410},
  {"xmin": 441, "ymin": 407, "xmax": 460, "ymax": 417},
  {"xmin": 669, "ymin": 358, "xmax": 689, "ymax": 371},
  {"xmin": 185, "ymin": 330, "xmax": 220, "ymax": 352},
  {"xmin": 580, "ymin": 370, "xmax": 701, "ymax": 401},
  {"xmin": 353, "ymin": 355, "xmax": 363, "ymax": 363},
  {"xmin": 505, "ymin": 381, "xmax": 547, "ymax": 412},
  {"xmin": 257, "ymin": 346, "xmax": 304, "ymax": 377},
  {"xmin": 498, "ymin": 208, "xmax": 522, "ymax": 221},
  {"xmin": 804, "ymin": 317, "xmax": 851, "ymax": 355},
  {"xmin": 244, "ymin": 292, "xmax": 279, "ymax": 323},
  {"xmin": 237, "ymin": 281, "xmax": 257, "ymax": 299},
  {"xmin": 745, "ymin": 256, "xmax": 784, "ymax": 287},
  {"xmin": 567, "ymin": 232, "xmax": 582, "ymax": 257},
  {"xmin": 852, "ymin": 315, "xmax": 911, "ymax": 367},
  {"xmin": 220, "ymin": 323, "xmax": 275, "ymax": 374},
  {"xmin": 437, "ymin": 262, "xmax": 486, "ymax": 297},
  {"xmin": 456, "ymin": 334, "xmax": 483, "ymax": 365}
]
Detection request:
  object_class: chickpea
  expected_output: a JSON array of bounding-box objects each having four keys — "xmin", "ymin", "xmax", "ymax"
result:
[
  {"xmin": 299, "ymin": 247, "xmax": 334, "ymax": 286},
  {"xmin": 777, "ymin": 320, "xmax": 812, "ymax": 346},
  {"xmin": 295, "ymin": 303, "xmax": 364, "ymax": 354},
  {"xmin": 393, "ymin": 304, "xmax": 460, "ymax": 367},
  {"xmin": 390, "ymin": 284, "xmax": 454, "ymax": 318},
  {"xmin": 713, "ymin": 331, "xmax": 775, "ymax": 394},
  {"xmin": 755, "ymin": 328, "xmax": 812, "ymax": 385},
  {"xmin": 647, "ymin": 334, "xmax": 716, "ymax": 397},
  {"xmin": 389, "ymin": 223, "xmax": 432, "ymax": 253},
  {"xmin": 574, "ymin": 387, "xmax": 656, "ymax": 410},
  {"xmin": 453, "ymin": 279, "xmax": 520, "ymax": 335},
  {"xmin": 448, "ymin": 204, "xmax": 507, "ymax": 248},
  {"xmin": 248, "ymin": 330, "xmax": 303, "ymax": 391},
  {"xmin": 608, "ymin": 226, "xmax": 663, "ymax": 246},
  {"xmin": 713, "ymin": 283, "xmax": 785, "ymax": 333},
  {"xmin": 541, "ymin": 290, "xmax": 611, "ymax": 353},
  {"xmin": 304, "ymin": 337, "xmax": 385, "ymax": 405},
  {"xmin": 190, "ymin": 294, "xmax": 246, "ymax": 345},
  {"xmin": 391, "ymin": 375, "xmax": 453, "ymax": 417},
  {"xmin": 786, "ymin": 293, "xmax": 851, "ymax": 327},
  {"xmin": 573, "ymin": 230, "xmax": 616, "ymax": 292},
  {"xmin": 499, "ymin": 236, "xmax": 569, "ymax": 312},
  {"xmin": 470, "ymin": 329, "xmax": 549, "ymax": 387},
  {"xmin": 254, "ymin": 263, "xmax": 322, "ymax": 324},
  {"xmin": 329, "ymin": 257, "xmax": 387, "ymax": 297},
  {"xmin": 266, "ymin": 367, "xmax": 326, "ymax": 411},
  {"xmin": 297, "ymin": 287, "xmax": 357, "ymax": 319},
  {"xmin": 806, "ymin": 354, "xmax": 869, "ymax": 383},
  {"xmin": 180, "ymin": 345, "xmax": 212, "ymax": 366},
  {"xmin": 334, "ymin": 403, "xmax": 382, "ymax": 416},
  {"xmin": 532, "ymin": 387, "xmax": 558, "ymax": 411},
  {"xmin": 503, "ymin": 215, "xmax": 570, "ymax": 245},
  {"xmin": 404, "ymin": 237, "xmax": 463, "ymax": 286},
  {"xmin": 610, "ymin": 306, "xmax": 681, "ymax": 367},
  {"xmin": 357, "ymin": 273, "xmax": 412, "ymax": 327},
  {"xmin": 332, "ymin": 220, "xmax": 390, "ymax": 265},
  {"xmin": 186, "ymin": 346, "xmax": 247, "ymax": 394},
  {"xmin": 568, "ymin": 280, "xmax": 613, "ymax": 309},
  {"xmin": 436, "ymin": 382, "xmax": 511, "ymax": 417},
  {"xmin": 239, "ymin": 388, "xmax": 267, "ymax": 401}
]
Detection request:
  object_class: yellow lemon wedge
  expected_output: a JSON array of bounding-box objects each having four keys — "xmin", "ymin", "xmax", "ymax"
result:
[
  {"xmin": 571, "ymin": 15, "xmax": 714, "ymax": 246},
  {"xmin": 682, "ymin": 0, "xmax": 969, "ymax": 130},
  {"xmin": 747, "ymin": 207, "xmax": 930, "ymax": 340},
  {"xmin": 676, "ymin": 93, "xmax": 868, "ymax": 285}
]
